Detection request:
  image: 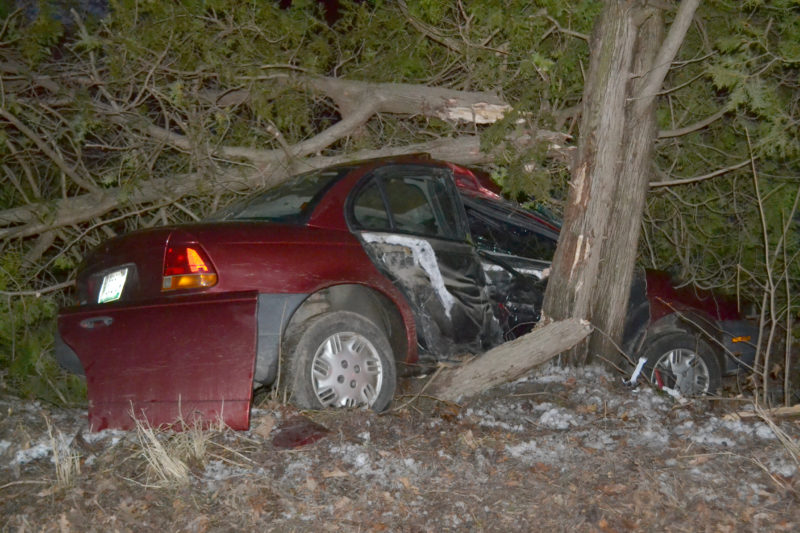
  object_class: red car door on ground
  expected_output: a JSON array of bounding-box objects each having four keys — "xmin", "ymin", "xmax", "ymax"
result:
[{"xmin": 58, "ymin": 291, "xmax": 258, "ymax": 431}]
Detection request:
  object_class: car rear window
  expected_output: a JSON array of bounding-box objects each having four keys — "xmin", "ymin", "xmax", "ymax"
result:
[{"xmin": 208, "ymin": 168, "xmax": 350, "ymax": 223}]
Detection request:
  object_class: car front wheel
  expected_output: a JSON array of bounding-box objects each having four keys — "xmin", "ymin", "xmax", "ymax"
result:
[
  {"xmin": 641, "ymin": 332, "xmax": 721, "ymax": 396},
  {"xmin": 283, "ymin": 311, "xmax": 396, "ymax": 411}
]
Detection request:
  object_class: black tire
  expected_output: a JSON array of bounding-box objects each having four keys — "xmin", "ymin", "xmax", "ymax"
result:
[
  {"xmin": 283, "ymin": 311, "xmax": 396, "ymax": 411},
  {"xmin": 641, "ymin": 332, "xmax": 721, "ymax": 395}
]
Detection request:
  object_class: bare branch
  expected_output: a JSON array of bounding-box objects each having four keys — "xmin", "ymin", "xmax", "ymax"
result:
[
  {"xmin": 398, "ymin": 0, "xmax": 463, "ymax": 54},
  {"xmin": 650, "ymin": 158, "xmax": 753, "ymax": 188},
  {"xmin": 0, "ymin": 279, "xmax": 75, "ymax": 297},
  {"xmin": 658, "ymin": 107, "xmax": 727, "ymax": 138},
  {"xmin": 634, "ymin": 0, "xmax": 701, "ymax": 111},
  {"xmin": 543, "ymin": 14, "xmax": 590, "ymax": 42},
  {"xmin": 0, "ymin": 108, "xmax": 99, "ymax": 193}
]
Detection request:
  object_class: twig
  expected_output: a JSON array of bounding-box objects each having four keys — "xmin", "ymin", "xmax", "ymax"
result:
[
  {"xmin": 650, "ymin": 158, "xmax": 753, "ymax": 188},
  {"xmin": 0, "ymin": 279, "xmax": 75, "ymax": 297},
  {"xmin": 658, "ymin": 107, "xmax": 727, "ymax": 138},
  {"xmin": 391, "ymin": 365, "xmax": 455, "ymax": 412},
  {"xmin": 0, "ymin": 108, "xmax": 99, "ymax": 194},
  {"xmin": 0, "ymin": 480, "xmax": 49, "ymax": 490}
]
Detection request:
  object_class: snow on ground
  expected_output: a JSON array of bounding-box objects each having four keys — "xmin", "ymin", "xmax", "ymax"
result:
[{"xmin": 2, "ymin": 363, "xmax": 799, "ymax": 531}]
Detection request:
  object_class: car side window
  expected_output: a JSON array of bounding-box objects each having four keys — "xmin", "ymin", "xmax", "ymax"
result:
[
  {"xmin": 466, "ymin": 204, "xmax": 558, "ymax": 261},
  {"xmin": 352, "ymin": 180, "xmax": 391, "ymax": 230},
  {"xmin": 383, "ymin": 176, "xmax": 442, "ymax": 236},
  {"xmin": 351, "ymin": 168, "xmax": 465, "ymax": 241}
]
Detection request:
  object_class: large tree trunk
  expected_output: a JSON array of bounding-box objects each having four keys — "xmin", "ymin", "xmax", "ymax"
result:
[
  {"xmin": 542, "ymin": 0, "xmax": 700, "ymax": 365},
  {"xmin": 589, "ymin": 6, "xmax": 663, "ymax": 359}
]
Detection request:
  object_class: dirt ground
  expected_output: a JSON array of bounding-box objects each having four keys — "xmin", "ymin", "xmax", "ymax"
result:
[{"xmin": 2, "ymin": 364, "xmax": 799, "ymax": 532}]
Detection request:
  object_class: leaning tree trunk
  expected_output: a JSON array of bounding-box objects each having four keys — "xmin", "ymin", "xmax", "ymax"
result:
[
  {"xmin": 428, "ymin": 319, "xmax": 592, "ymax": 402},
  {"xmin": 542, "ymin": 0, "xmax": 701, "ymax": 365}
]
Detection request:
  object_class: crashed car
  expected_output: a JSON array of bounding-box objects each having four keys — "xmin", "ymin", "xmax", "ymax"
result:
[
  {"xmin": 56, "ymin": 155, "xmax": 758, "ymax": 430},
  {"xmin": 456, "ymin": 168, "xmax": 759, "ymax": 396}
]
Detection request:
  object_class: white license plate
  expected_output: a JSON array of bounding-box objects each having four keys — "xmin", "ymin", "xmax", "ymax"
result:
[{"xmin": 98, "ymin": 267, "xmax": 129, "ymax": 303}]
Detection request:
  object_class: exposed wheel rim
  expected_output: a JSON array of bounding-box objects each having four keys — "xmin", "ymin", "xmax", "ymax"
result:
[
  {"xmin": 310, "ymin": 332, "xmax": 384, "ymax": 408},
  {"xmin": 650, "ymin": 348, "xmax": 710, "ymax": 395}
]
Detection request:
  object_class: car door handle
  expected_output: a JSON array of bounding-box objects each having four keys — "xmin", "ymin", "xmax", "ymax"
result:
[{"xmin": 79, "ymin": 316, "xmax": 114, "ymax": 329}]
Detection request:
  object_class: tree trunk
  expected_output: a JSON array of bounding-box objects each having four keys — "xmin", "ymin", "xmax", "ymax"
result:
[
  {"xmin": 541, "ymin": 0, "xmax": 700, "ymax": 365},
  {"xmin": 588, "ymin": 6, "xmax": 663, "ymax": 360},
  {"xmin": 427, "ymin": 319, "xmax": 592, "ymax": 402},
  {"xmin": 541, "ymin": 2, "xmax": 638, "ymax": 365}
]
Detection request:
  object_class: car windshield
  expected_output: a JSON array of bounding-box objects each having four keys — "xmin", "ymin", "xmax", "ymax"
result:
[{"xmin": 208, "ymin": 167, "xmax": 350, "ymax": 223}]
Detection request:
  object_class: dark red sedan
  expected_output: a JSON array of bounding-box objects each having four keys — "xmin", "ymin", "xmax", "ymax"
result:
[{"xmin": 57, "ymin": 155, "xmax": 758, "ymax": 430}]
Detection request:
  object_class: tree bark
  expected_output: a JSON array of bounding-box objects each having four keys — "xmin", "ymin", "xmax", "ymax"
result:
[
  {"xmin": 542, "ymin": 0, "xmax": 700, "ymax": 365},
  {"xmin": 427, "ymin": 318, "xmax": 592, "ymax": 402},
  {"xmin": 589, "ymin": 6, "xmax": 664, "ymax": 360},
  {"xmin": 541, "ymin": 2, "xmax": 637, "ymax": 364}
]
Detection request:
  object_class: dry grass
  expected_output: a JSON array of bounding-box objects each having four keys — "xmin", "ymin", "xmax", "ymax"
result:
[
  {"xmin": 132, "ymin": 415, "xmax": 190, "ymax": 487},
  {"xmin": 43, "ymin": 414, "xmax": 80, "ymax": 488},
  {"xmin": 129, "ymin": 409, "xmax": 231, "ymax": 487},
  {"xmin": 754, "ymin": 403, "xmax": 800, "ymax": 467}
]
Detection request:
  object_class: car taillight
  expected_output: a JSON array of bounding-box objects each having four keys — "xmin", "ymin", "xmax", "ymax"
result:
[{"xmin": 162, "ymin": 245, "xmax": 218, "ymax": 291}]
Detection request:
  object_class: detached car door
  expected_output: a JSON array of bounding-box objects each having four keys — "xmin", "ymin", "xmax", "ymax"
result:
[
  {"xmin": 348, "ymin": 164, "xmax": 501, "ymax": 358},
  {"xmin": 58, "ymin": 289, "xmax": 258, "ymax": 431}
]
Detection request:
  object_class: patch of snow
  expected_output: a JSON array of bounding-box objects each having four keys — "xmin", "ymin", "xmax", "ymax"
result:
[
  {"xmin": 461, "ymin": 407, "xmax": 524, "ymax": 433},
  {"xmin": 767, "ymin": 457, "xmax": 797, "ymax": 478},
  {"xmin": 628, "ymin": 427, "xmax": 671, "ymax": 449},
  {"xmin": 506, "ymin": 440, "xmax": 538, "ymax": 457},
  {"xmin": 203, "ymin": 459, "xmax": 251, "ymax": 483},
  {"xmin": 537, "ymin": 407, "xmax": 579, "ymax": 430},
  {"xmin": 581, "ymin": 431, "xmax": 617, "ymax": 450},
  {"xmin": 754, "ymin": 423, "xmax": 776, "ymax": 440},
  {"xmin": 506, "ymin": 435, "xmax": 586, "ymax": 468},
  {"xmin": 14, "ymin": 441, "xmax": 50, "ymax": 465},
  {"xmin": 353, "ymin": 452, "xmax": 370, "ymax": 469},
  {"xmin": 282, "ymin": 457, "xmax": 313, "ymax": 483},
  {"xmin": 0, "ymin": 439, "xmax": 10, "ymax": 455},
  {"xmin": 83, "ymin": 428, "xmax": 126, "ymax": 447}
]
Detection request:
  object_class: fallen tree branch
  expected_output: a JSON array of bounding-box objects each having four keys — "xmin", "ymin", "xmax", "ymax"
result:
[
  {"xmin": 1, "ymin": 66, "xmax": 574, "ymax": 240},
  {"xmin": 1, "ymin": 129, "xmax": 568, "ymax": 239},
  {"xmin": 0, "ymin": 107, "xmax": 99, "ymax": 194},
  {"xmin": 427, "ymin": 318, "xmax": 593, "ymax": 402}
]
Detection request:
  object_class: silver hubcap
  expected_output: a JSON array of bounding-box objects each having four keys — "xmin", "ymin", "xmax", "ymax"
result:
[
  {"xmin": 651, "ymin": 348, "xmax": 710, "ymax": 395},
  {"xmin": 311, "ymin": 332, "xmax": 383, "ymax": 408}
]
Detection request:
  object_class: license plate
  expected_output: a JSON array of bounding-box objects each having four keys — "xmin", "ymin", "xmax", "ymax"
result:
[{"xmin": 98, "ymin": 267, "xmax": 129, "ymax": 303}]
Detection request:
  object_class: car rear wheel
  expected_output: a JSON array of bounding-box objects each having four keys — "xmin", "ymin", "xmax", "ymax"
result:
[
  {"xmin": 641, "ymin": 332, "xmax": 721, "ymax": 396},
  {"xmin": 283, "ymin": 311, "xmax": 396, "ymax": 411}
]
